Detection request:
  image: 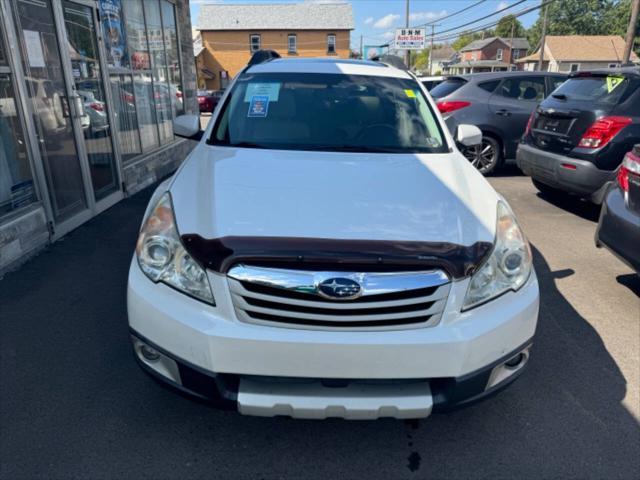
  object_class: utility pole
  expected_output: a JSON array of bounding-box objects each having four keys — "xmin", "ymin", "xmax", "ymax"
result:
[
  {"xmin": 623, "ymin": 0, "xmax": 640, "ymax": 64},
  {"xmin": 538, "ymin": 4, "xmax": 549, "ymax": 71},
  {"xmin": 509, "ymin": 19, "xmax": 515, "ymax": 69},
  {"xmin": 428, "ymin": 24, "xmax": 440, "ymax": 75},
  {"xmin": 405, "ymin": 0, "xmax": 410, "ymax": 68},
  {"xmin": 360, "ymin": 35, "xmax": 363, "ymax": 59}
]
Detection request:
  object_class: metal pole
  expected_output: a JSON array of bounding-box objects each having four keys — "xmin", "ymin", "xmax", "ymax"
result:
[
  {"xmin": 538, "ymin": 4, "xmax": 548, "ymax": 71},
  {"xmin": 623, "ymin": 0, "xmax": 640, "ymax": 64},
  {"xmin": 405, "ymin": 0, "xmax": 410, "ymax": 67},
  {"xmin": 509, "ymin": 20, "xmax": 515, "ymax": 69},
  {"xmin": 360, "ymin": 35, "xmax": 363, "ymax": 59},
  {"xmin": 429, "ymin": 24, "xmax": 435, "ymax": 75}
]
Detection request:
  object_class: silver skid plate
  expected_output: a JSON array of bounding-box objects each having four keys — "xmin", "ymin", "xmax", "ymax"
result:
[{"xmin": 238, "ymin": 378, "xmax": 433, "ymax": 420}]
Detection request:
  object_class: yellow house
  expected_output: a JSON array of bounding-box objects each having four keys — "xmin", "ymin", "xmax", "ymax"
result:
[{"xmin": 195, "ymin": 2, "xmax": 354, "ymax": 90}]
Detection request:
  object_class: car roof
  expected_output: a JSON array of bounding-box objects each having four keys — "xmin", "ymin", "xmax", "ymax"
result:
[
  {"xmin": 570, "ymin": 65, "xmax": 640, "ymax": 78},
  {"xmin": 246, "ymin": 57, "xmax": 413, "ymax": 79},
  {"xmin": 452, "ymin": 71, "xmax": 567, "ymax": 82}
]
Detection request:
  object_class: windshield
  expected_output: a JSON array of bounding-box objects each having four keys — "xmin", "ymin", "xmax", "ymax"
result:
[
  {"xmin": 552, "ymin": 75, "xmax": 630, "ymax": 104},
  {"xmin": 210, "ymin": 72, "xmax": 447, "ymax": 154}
]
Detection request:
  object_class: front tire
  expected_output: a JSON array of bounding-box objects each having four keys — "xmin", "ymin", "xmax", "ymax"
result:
[{"xmin": 460, "ymin": 135, "xmax": 502, "ymax": 175}]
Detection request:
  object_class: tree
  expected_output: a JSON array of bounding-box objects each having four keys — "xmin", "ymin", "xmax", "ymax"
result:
[
  {"xmin": 495, "ymin": 15, "xmax": 526, "ymax": 39},
  {"xmin": 413, "ymin": 48, "xmax": 430, "ymax": 71},
  {"xmin": 527, "ymin": 0, "xmax": 635, "ymax": 52}
]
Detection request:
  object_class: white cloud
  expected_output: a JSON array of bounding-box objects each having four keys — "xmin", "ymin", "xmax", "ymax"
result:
[
  {"xmin": 496, "ymin": 1, "xmax": 509, "ymax": 11},
  {"xmin": 382, "ymin": 30, "xmax": 395, "ymax": 40},
  {"xmin": 364, "ymin": 17, "xmax": 374, "ymax": 25},
  {"xmin": 373, "ymin": 14, "xmax": 400, "ymax": 29},
  {"xmin": 409, "ymin": 10, "xmax": 447, "ymax": 23}
]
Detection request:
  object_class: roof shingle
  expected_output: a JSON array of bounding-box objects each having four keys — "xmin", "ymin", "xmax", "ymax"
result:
[
  {"xmin": 517, "ymin": 36, "xmax": 639, "ymax": 63},
  {"xmin": 460, "ymin": 37, "xmax": 529, "ymax": 52},
  {"xmin": 197, "ymin": 2, "xmax": 354, "ymax": 31}
]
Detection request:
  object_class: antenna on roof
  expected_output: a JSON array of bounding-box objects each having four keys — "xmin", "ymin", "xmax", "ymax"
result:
[{"xmin": 248, "ymin": 50, "xmax": 281, "ymax": 66}]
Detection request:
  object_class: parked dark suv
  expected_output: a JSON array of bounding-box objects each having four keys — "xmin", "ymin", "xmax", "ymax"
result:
[
  {"xmin": 517, "ymin": 67, "xmax": 640, "ymax": 203},
  {"xmin": 431, "ymin": 71, "xmax": 567, "ymax": 174},
  {"xmin": 595, "ymin": 144, "xmax": 640, "ymax": 273}
]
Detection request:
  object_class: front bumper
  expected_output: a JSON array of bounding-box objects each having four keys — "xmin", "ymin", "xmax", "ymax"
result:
[
  {"xmin": 517, "ymin": 143, "xmax": 615, "ymax": 201},
  {"xmin": 127, "ymin": 259, "xmax": 539, "ymax": 418},
  {"xmin": 596, "ymin": 186, "xmax": 640, "ymax": 273}
]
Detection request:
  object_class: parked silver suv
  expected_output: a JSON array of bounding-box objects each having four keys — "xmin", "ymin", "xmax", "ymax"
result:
[{"xmin": 431, "ymin": 71, "xmax": 567, "ymax": 175}]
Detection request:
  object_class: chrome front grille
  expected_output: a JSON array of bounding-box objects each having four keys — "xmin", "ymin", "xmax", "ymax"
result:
[{"xmin": 227, "ymin": 265, "xmax": 451, "ymax": 331}]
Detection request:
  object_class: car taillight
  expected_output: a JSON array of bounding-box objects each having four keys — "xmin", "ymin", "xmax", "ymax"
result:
[
  {"xmin": 525, "ymin": 111, "xmax": 535, "ymax": 135},
  {"xmin": 617, "ymin": 150, "xmax": 640, "ymax": 192},
  {"xmin": 89, "ymin": 102, "xmax": 104, "ymax": 112},
  {"xmin": 578, "ymin": 116, "xmax": 632, "ymax": 149},
  {"xmin": 436, "ymin": 101, "xmax": 471, "ymax": 114}
]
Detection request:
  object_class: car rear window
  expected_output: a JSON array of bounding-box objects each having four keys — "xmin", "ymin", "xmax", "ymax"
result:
[
  {"xmin": 552, "ymin": 75, "xmax": 630, "ymax": 104},
  {"xmin": 478, "ymin": 80, "xmax": 500, "ymax": 93},
  {"xmin": 430, "ymin": 78, "xmax": 466, "ymax": 98}
]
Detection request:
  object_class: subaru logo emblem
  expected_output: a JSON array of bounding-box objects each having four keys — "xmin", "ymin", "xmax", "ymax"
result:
[{"xmin": 317, "ymin": 277, "xmax": 362, "ymax": 300}]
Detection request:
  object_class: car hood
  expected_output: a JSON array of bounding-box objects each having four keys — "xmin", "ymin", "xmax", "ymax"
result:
[{"xmin": 170, "ymin": 145, "xmax": 498, "ymax": 247}]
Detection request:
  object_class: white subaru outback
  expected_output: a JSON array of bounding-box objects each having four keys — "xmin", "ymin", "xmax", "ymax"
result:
[{"xmin": 128, "ymin": 54, "xmax": 539, "ymax": 420}]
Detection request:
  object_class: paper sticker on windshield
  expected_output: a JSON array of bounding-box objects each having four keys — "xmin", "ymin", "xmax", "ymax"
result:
[
  {"xmin": 244, "ymin": 83, "xmax": 280, "ymax": 102},
  {"xmin": 248, "ymin": 95, "xmax": 269, "ymax": 117},
  {"xmin": 404, "ymin": 89, "xmax": 416, "ymax": 98},
  {"xmin": 606, "ymin": 76, "xmax": 624, "ymax": 93}
]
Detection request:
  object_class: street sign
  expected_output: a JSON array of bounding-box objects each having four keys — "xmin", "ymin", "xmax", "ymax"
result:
[{"xmin": 394, "ymin": 28, "xmax": 426, "ymax": 50}]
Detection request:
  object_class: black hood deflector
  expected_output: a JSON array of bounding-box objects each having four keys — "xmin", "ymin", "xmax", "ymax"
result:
[{"xmin": 182, "ymin": 235, "xmax": 493, "ymax": 279}]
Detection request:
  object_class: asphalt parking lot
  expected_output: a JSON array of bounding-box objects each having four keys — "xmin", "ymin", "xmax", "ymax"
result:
[{"xmin": 1, "ymin": 165, "xmax": 638, "ymax": 479}]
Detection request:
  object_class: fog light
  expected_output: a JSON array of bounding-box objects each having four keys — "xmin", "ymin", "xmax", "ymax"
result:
[{"xmin": 141, "ymin": 344, "xmax": 160, "ymax": 362}]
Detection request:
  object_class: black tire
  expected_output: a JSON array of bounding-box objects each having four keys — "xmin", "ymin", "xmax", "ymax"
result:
[
  {"xmin": 532, "ymin": 178, "xmax": 564, "ymax": 197},
  {"xmin": 460, "ymin": 135, "xmax": 503, "ymax": 175}
]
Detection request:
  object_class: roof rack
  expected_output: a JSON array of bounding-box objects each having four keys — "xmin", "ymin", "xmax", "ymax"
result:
[
  {"xmin": 370, "ymin": 54, "xmax": 409, "ymax": 71},
  {"xmin": 248, "ymin": 49, "xmax": 281, "ymax": 67}
]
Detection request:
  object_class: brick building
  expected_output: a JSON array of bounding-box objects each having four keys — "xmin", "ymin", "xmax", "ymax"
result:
[
  {"xmin": 195, "ymin": 2, "xmax": 354, "ymax": 91},
  {"xmin": 449, "ymin": 37, "xmax": 530, "ymax": 74}
]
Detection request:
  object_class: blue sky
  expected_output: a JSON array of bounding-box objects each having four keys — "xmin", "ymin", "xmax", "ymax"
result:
[{"xmin": 190, "ymin": 0, "xmax": 542, "ymax": 51}]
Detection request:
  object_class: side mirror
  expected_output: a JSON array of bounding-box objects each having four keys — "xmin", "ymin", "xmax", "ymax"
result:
[
  {"xmin": 173, "ymin": 114, "xmax": 203, "ymax": 140},
  {"xmin": 456, "ymin": 124, "xmax": 482, "ymax": 147}
]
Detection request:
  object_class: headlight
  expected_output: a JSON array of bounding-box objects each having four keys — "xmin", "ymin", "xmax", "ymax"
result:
[
  {"xmin": 463, "ymin": 201, "xmax": 532, "ymax": 310},
  {"xmin": 135, "ymin": 192, "xmax": 215, "ymax": 304}
]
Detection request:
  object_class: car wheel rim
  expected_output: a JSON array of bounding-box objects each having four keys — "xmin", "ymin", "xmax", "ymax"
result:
[{"xmin": 463, "ymin": 139, "xmax": 497, "ymax": 173}]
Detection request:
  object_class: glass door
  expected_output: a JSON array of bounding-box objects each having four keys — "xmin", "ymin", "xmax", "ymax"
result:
[
  {"xmin": 12, "ymin": 0, "xmax": 92, "ymax": 229},
  {"xmin": 62, "ymin": 0, "xmax": 120, "ymax": 203},
  {"xmin": 10, "ymin": 0, "xmax": 122, "ymax": 238}
]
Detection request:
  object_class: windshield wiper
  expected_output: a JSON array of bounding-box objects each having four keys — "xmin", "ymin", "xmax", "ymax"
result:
[
  {"xmin": 552, "ymin": 93, "xmax": 568, "ymax": 100},
  {"xmin": 227, "ymin": 141, "xmax": 269, "ymax": 149}
]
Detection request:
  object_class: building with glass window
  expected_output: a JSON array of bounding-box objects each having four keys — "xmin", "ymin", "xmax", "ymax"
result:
[
  {"xmin": 194, "ymin": 2, "xmax": 353, "ymax": 91},
  {"xmin": 0, "ymin": 0, "xmax": 196, "ymax": 273}
]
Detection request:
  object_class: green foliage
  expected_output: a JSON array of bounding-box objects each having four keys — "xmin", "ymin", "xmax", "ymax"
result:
[
  {"xmin": 527, "ymin": 0, "xmax": 635, "ymax": 51},
  {"xmin": 495, "ymin": 15, "xmax": 526, "ymax": 38},
  {"xmin": 413, "ymin": 48, "xmax": 430, "ymax": 70}
]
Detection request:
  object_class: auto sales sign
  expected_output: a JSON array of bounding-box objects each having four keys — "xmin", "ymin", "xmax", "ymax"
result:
[{"xmin": 394, "ymin": 28, "xmax": 426, "ymax": 50}]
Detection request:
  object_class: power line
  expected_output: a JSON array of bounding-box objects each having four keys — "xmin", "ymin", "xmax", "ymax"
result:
[
  {"xmin": 412, "ymin": 0, "xmax": 488, "ymax": 28},
  {"xmin": 428, "ymin": 0, "xmax": 557, "ymax": 43},
  {"xmin": 433, "ymin": 0, "xmax": 528, "ymax": 36}
]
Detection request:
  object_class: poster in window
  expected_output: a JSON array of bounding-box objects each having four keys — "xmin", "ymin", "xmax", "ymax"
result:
[
  {"xmin": 99, "ymin": 0, "xmax": 128, "ymax": 68},
  {"xmin": 23, "ymin": 30, "xmax": 45, "ymax": 68}
]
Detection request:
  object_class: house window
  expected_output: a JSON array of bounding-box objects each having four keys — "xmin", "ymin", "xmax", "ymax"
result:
[
  {"xmin": 250, "ymin": 34, "xmax": 261, "ymax": 52},
  {"xmin": 327, "ymin": 34, "xmax": 336, "ymax": 54},
  {"xmin": 496, "ymin": 49, "xmax": 503, "ymax": 61},
  {"xmin": 288, "ymin": 34, "xmax": 297, "ymax": 54},
  {"xmin": 471, "ymin": 52, "xmax": 477, "ymax": 61},
  {"xmin": 608, "ymin": 63, "xmax": 619, "ymax": 68},
  {"xmin": 513, "ymin": 49, "xmax": 520, "ymax": 60},
  {"xmin": 570, "ymin": 63, "xmax": 580, "ymax": 72}
]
